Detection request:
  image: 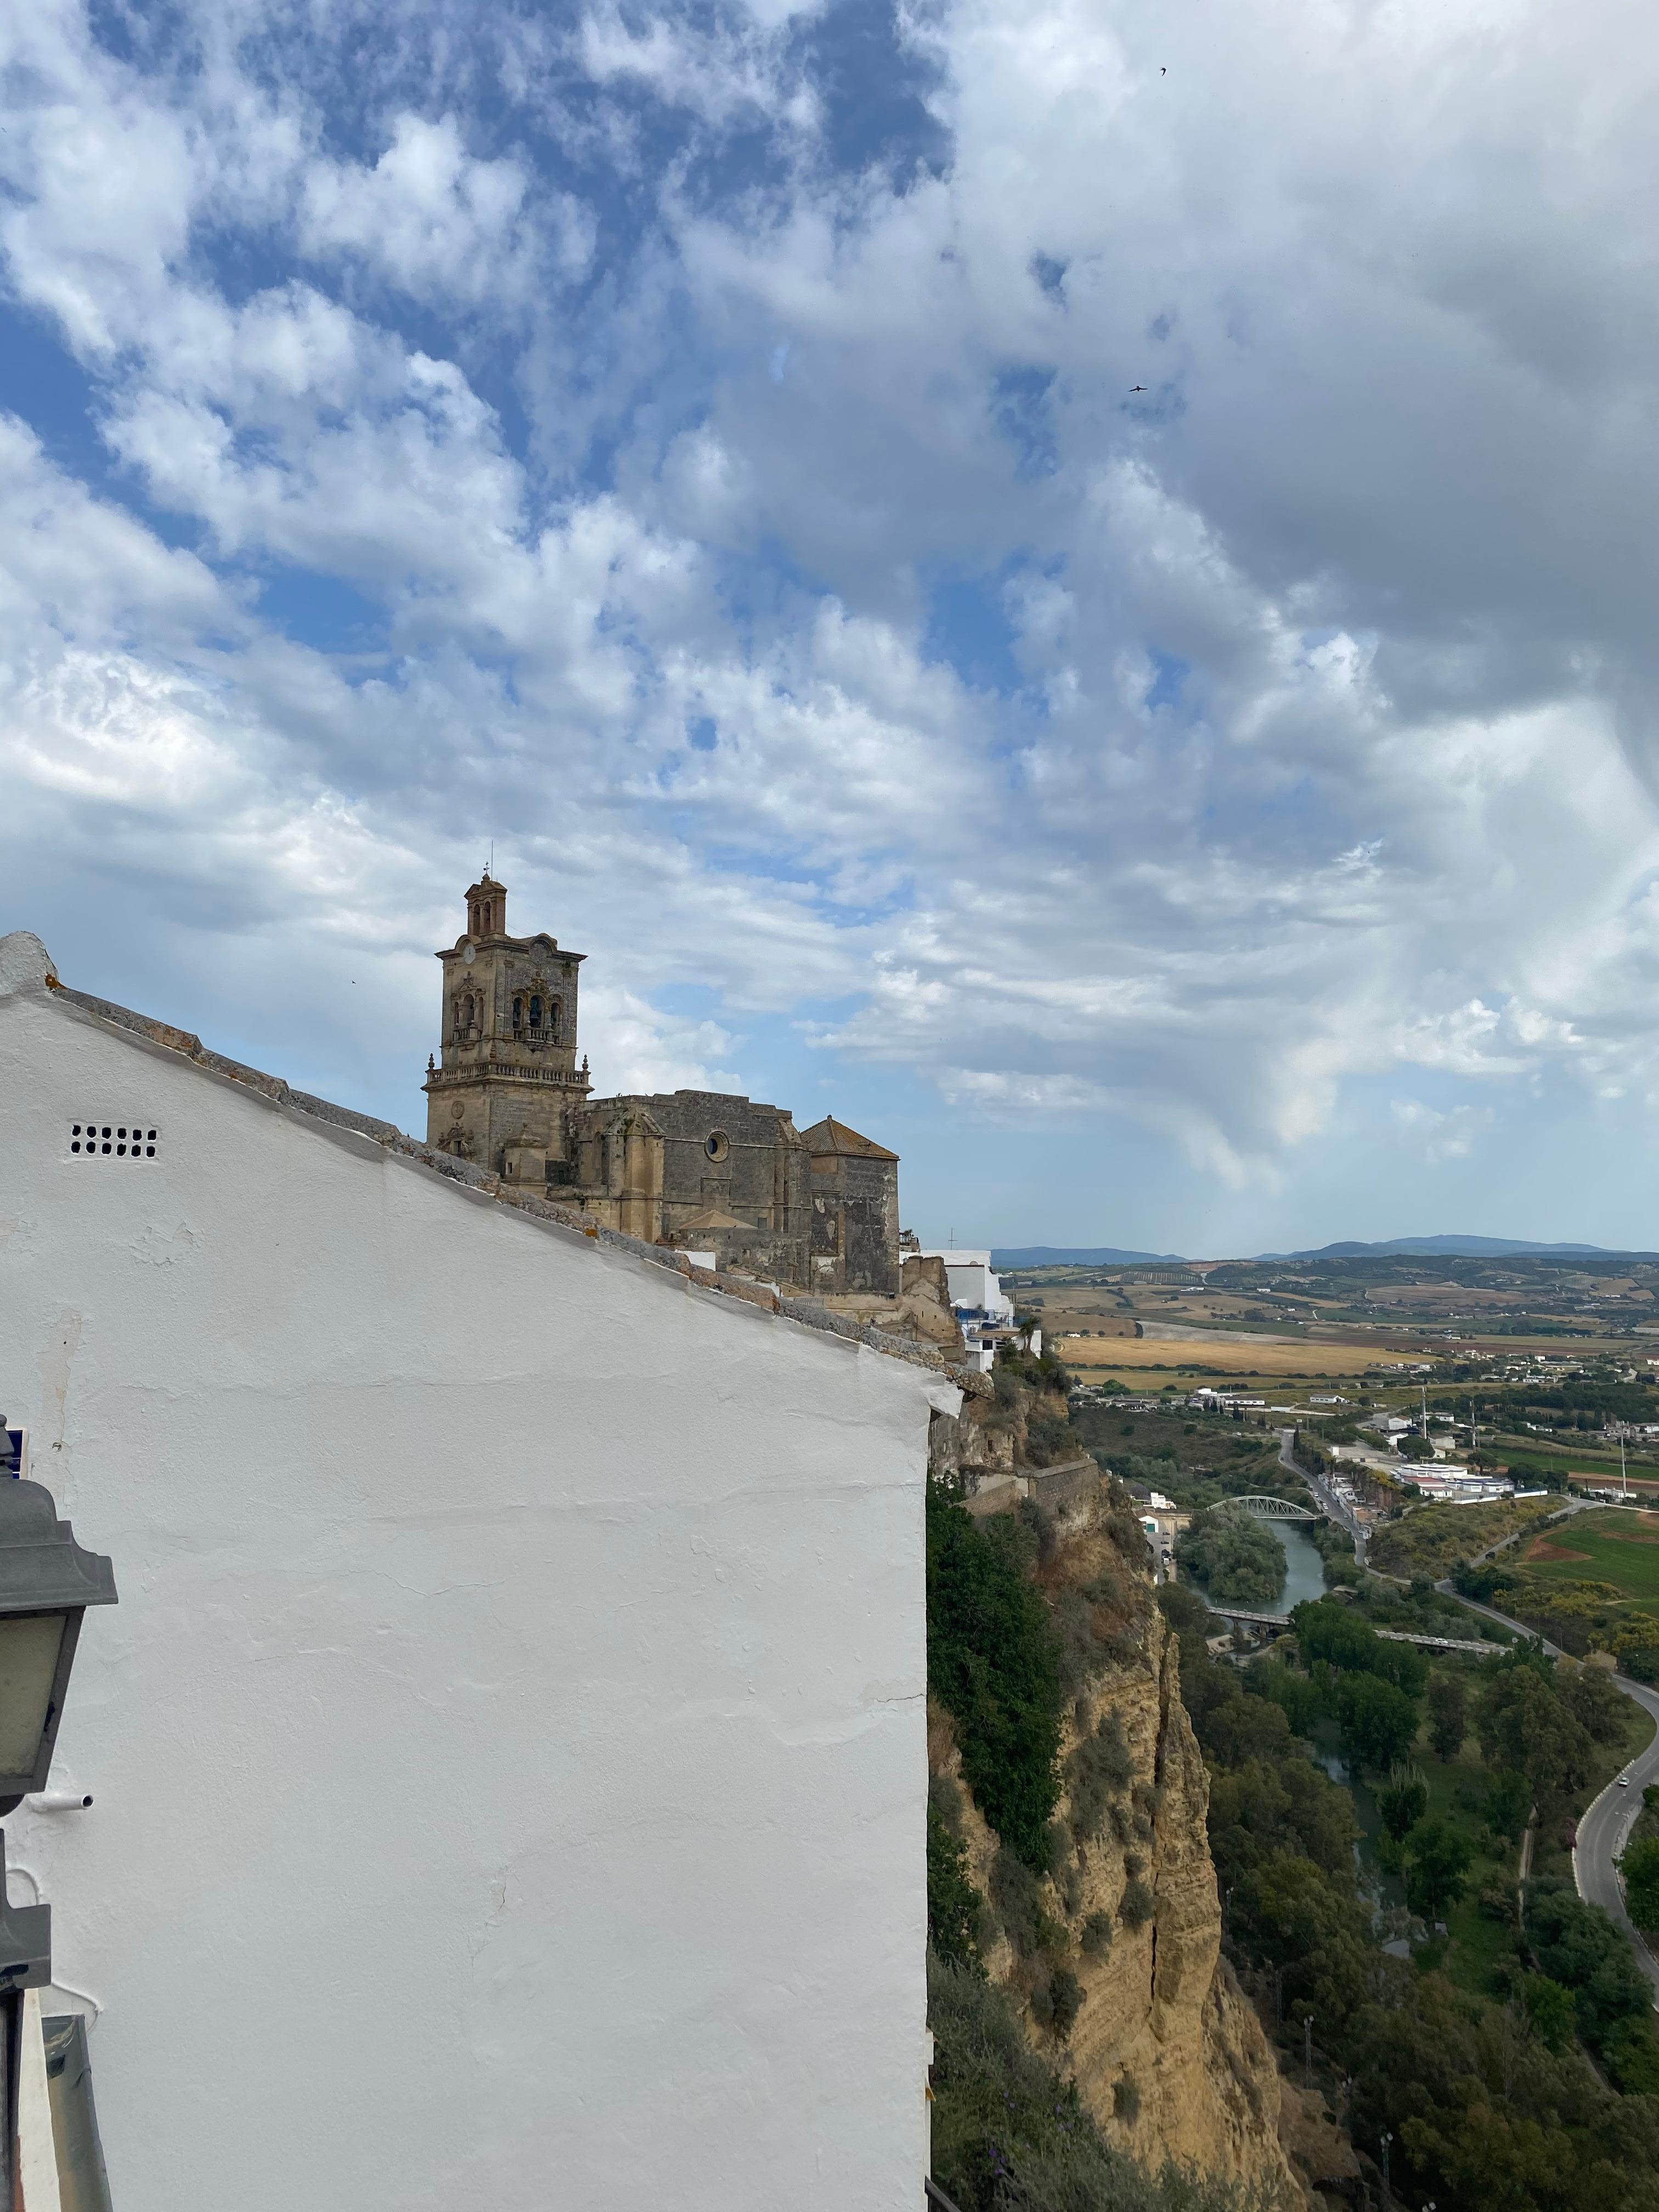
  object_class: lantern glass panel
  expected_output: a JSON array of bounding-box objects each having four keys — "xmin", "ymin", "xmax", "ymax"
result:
[{"xmin": 0, "ymin": 1615, "xmax": 65, "ymax": 1774}]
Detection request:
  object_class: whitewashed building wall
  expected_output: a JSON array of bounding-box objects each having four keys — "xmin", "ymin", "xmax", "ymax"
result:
[{"xmin": 0, "ymin": 933, "xmax": 943, "ymax": 2212}]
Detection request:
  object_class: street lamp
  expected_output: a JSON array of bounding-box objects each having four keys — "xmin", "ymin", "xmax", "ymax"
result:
[
  {"xmin": 0, "ymin": 1479, "xmax": 116, "ymax": 1816},
  {"xmin": 0, "ymin": 1480, "xmax": 115, "ymax": 2205}
]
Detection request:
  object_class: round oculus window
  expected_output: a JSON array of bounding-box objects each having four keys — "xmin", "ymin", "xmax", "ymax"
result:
[{"xmin": 704, "ymin": 1131, "xmax": 730, "ymax": 1162}]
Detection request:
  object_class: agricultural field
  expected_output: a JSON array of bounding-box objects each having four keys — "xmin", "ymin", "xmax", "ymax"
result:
[
  {"xmin": 1519, "ymin": 1510, "xmax": 1659, "ymax": 1610},
  {"xmin": 1485, "ymin": 1440, "xmax": 1659, "ymax": 1488},
  {"xmin": 1060, "ymin": 1334, "xmax": 1393, "ymax": 1377},
  {"xmin": 1013, "ymin": 1252, "xmax": 1659, "ymax": 1374}
]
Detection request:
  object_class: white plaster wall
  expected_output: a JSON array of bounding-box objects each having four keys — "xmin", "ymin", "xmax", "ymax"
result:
[
  {"xmin": 0, "ymin": 943, "xmax": 938, "ymax": 2212},
  {"xmin": 920, "ymin": 1254, "xmax": 1012, "ymax": 1324}
]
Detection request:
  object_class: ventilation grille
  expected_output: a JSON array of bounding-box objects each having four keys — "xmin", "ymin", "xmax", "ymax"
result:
[{"xmin": 70, "ymin": 1124, "xmax": 159, "ymax": 1159}]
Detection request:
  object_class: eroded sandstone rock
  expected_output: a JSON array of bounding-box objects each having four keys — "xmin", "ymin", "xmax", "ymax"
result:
[{"xmin": 928, "ymin": 1471, "xmax": 1297, "ymax": 2196}]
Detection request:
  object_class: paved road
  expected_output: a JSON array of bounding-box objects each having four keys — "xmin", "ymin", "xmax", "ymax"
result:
[
  {"xmin": 1277, "ymin": 1427, "xmax": 1368, "ymax": 1561},
  {"xmin": 1576, "ymin": 1675, "xmax": 1659, "ymax": 2001},
  {"xmin": 1436, "ymin": 1582, "xmax": 1659, "ymax": 2003}
]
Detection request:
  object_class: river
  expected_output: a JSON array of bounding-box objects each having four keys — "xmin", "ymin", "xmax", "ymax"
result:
[{"xmin": 1266, "ymin": 1516, "xmax": 1329, "ymax": 1613}]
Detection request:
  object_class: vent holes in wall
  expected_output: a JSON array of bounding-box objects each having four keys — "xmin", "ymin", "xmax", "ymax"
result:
[{"xmin": 69, "ymin": 1124, "xmax": 159, "ymax": 1159}]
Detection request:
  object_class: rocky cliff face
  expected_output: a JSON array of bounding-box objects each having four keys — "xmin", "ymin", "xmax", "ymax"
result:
[{"xmin": 929, "ymin": 1412, "xmax": 1295, "ymax": 2195}]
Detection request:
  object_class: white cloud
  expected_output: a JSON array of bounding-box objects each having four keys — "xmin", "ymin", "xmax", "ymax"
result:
[
  {"xmin": 4, "ymin": 0, "xmax": 1659, "ymax": 1212},
  {"xmin": 299, "ymin": 114, "xmax": 587, "ymax": 305},
  {"xmin": 1392, "ymin": 1100, "xmax": 1497, "ymax": 1166}
]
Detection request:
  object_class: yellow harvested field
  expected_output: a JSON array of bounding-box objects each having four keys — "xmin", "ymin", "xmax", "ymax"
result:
[{"xmin": 1059, "ymin": 1333, "xmax": 1406, "ymax": 1376}]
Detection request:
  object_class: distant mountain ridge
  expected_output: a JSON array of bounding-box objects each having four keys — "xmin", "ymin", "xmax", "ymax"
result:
[
  {"xmin": 991, "ymin": 1245, "xmax": 1186, "ymax": 1268},
  {"xmin": 1276, "ymin": 1236, "xmax": 1615, "ymax": 1259},
  {"xmin": 992, "ymin": 1235, "xmax": 1628, "ymax": 1268}
]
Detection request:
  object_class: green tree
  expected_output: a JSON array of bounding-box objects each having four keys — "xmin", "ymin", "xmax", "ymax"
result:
[
  {"xmin": 1246, "ymin": 1656, "xmax": 1323, "ymax": 1737},
  {"xmin": 1604, "ymin": 2016, "xmax": 1659, "ymax": 2096},
  {"xmin": 1426, "ymin": 1671, "xmax": 1467, "ymax": 1760},
  {"xmin": 1476, "ymin": 1660, "xmax": 1590, "ymax": 1800},
  {"xmin": 926, "ymin": 1484, "xmax": 1061, "ymax": 1868},
  {"xmin": 1556, "ymin": 1662, "xmax": 1630, "ymax": 1745},
  {"xmin": 1529, "ymin": 1883, "xmax": 1653, "ymax": 2055},
  {"xmin": 1335, "ymin": 1671, "xmax": 1420, "ymax": 1775},
  {"xmin": 1621, "ymin": 1833, "xmax": 1659, "ymax": 1934},
  {"xmin": 1522, "ymin": 1976, "xmax": 1576, "ymax": 2053},
  {"xmin": 1378, "ymin": 1761, "xmax": 1430, "ymax": 1842},
  {"xmin": 1290, "ymin": 1598, "xmax": 1424, "ymax": 1693},
  {"xmin": 1207, "ymin": 1754, "xmax": 1359, "ymax": 1884},
  {"xmin": 1403, "ymin": 1817, "xmax": 1474, "ymax": 1920},
  {"xmin": 1485, "ymin": 1768, "xmax": 1531, "ymax": 1842}
]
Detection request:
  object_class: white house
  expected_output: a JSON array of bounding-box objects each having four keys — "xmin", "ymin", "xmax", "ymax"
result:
[
  {"xmin": 0, "ymin": 933, "xmax": 950, "ymax": 2212},
  {"xmin": 916, "ymin": 1251, "xmax": 1017, "ymax": 1374},
  {"xmin": 919, "ymin": 1252, "xmax": 1015, "ymax": 1327}
]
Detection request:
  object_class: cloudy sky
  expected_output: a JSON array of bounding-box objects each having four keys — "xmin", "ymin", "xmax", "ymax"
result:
[{"xmin": 4, "ymin": 0, "xmax": 1658, "ymax": 1255}]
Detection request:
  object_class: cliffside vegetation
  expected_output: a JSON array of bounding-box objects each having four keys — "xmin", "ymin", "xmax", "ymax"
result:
[
  {"xmin": 926, "ymin": 1370, "xmax": 1297, "ymax": 2207},
  {"xmin": 926, "ymin": 1483, "xmax": 1063, "ymax": 1869},
  {"xmin": 927, "ymin": 1956, "xmax": 1273, "ymax": 2212}
]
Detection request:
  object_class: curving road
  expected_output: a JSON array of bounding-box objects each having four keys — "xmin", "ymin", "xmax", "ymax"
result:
[
  {"xmin": 1437, "ymin": 1584, "xmax": 1659, "ymax": 2003},
  {"xmin": 1575, "ymin": 1674, "xmax": 1659, "ymax": 2001}
]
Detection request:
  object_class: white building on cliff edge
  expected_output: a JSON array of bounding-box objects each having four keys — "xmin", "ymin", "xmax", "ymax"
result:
[
  {"xmin": 917, "ymin": 1250, "xmax": 1017, "ymax": 1374},
  {"xmin": 0, "ymin": 930, "xmax": 951, "ymax": 2212}
]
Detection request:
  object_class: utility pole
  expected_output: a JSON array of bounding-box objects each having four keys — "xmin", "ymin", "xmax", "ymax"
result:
[
  {"xmin": 1303, "ymin": 2012, "xmax": 1313, "ymax": 2090},
  {"xmin": 1622, "ymin": 1431, "xmax": 1629, "ymax": 1502}
]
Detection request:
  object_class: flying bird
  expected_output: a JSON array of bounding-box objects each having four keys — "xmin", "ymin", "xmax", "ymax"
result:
[
  {"xmin": 1130, "ymin": 385, "xmax": 1147, "ymax": 393},
  {"xmin": 1160, "ymin": 66, "xmax": 1166, "ymax": 74}
]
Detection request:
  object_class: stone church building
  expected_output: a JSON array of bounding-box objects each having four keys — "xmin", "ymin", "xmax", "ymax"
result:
[{"xmin": 424, "ymin": 875, "xmax": 900, "ymax": 1295}]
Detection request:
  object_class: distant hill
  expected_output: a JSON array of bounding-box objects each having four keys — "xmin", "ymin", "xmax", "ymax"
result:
[
  {"xmin": 992, "ymin": 1234, "xmax": 1636, "ymax": 1269},
  {"xmin": 991, "ymin": 1246, "xmax": 1186, "ymax": 1267},
  {"xmin": 1279, "ymin": 1236, "xmax": 1615, "ymax": 1260}
]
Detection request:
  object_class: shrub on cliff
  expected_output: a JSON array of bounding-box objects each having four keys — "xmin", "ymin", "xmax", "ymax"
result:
[
  {"xmin": 927, "ymin": 1954, "xmax": 1283, "ymax": 2212},
  {"xmin": 927, "ymin": 1481, "xmax": 1063, "ymax": 1870},
  {"xmin": 929, "ymin": 1790, "xmax": 986, "ymax": 1975}
]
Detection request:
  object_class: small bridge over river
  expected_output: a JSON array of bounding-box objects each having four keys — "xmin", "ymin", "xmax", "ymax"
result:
[
  {"xmin": 1199, "ymin": 1603, "xmax": 1494, "ymax": 1654},
  {"xmin": 1219, "ymin": 1495, "xmax": 1321, "ymax": 1521}
]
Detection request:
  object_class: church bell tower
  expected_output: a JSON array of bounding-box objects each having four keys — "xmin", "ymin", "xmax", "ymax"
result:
[{"xmin": 422, "ymin": 872, "xmax": 591, "ymax": 1176}]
